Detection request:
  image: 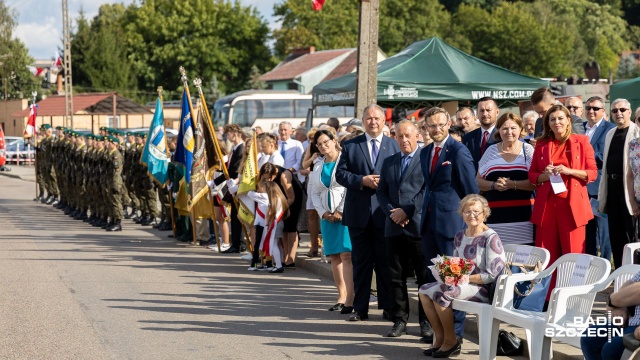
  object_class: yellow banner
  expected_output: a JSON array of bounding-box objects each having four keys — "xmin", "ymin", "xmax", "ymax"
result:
[{"xmin": 238, "ymin": 132, "xmax": 258, "ymax": 194}]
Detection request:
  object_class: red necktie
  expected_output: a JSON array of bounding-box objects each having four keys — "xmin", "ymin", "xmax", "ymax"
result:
[
  {"xmin": 480, "ymin": 130, "xmax": 489, "ymax": 156},
  {"xmin": 430, "ymin": 147, "xmax": 441, "ymax": 174}
]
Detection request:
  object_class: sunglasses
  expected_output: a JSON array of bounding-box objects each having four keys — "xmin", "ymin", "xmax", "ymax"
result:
[
  {"xmin": 585, "ymin": 106, "xmax": 604, "ymax": 112},
  {"xmin": 566, "ymin": 106, "xmax": 582, "ymax": 111},
  {"xmin": 612, "ymin": 108, "xmax": 629, "ymax": 114}
]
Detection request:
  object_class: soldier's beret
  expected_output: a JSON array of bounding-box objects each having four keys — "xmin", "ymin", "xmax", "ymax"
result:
[
  {"xmin": 99, "ymin": 126, "xmax": 108, "ymax": 131},
  {"xmin": 56, "ymin": 126, "xmax": 65, "ymax": 130},
  {"xmin": 86, "ymin": 134, "xmax": 95, "ymax": 140},
  {"xmin": 126, "ymin": 131, "xmax": 134, "ymax": 136},
  {"xmin": 40, "ymin": 124, "xmax": 52, "ymax": 130},
  {"xmin": 140, "ymin": 132, "xmax": 147, "ymax": 139},
  {"xmin": 111, "ymin": 136, "xmax": 120, "ymax": 144}
]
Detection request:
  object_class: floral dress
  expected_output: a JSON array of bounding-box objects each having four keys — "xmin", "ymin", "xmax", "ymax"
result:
[
  {"xmin": 629, "ymin": 139, "xmax": 640, "ymax": 203},
  {"xmin": 418, "ymin": 229, "xmax": 506, "ymax": 308}
]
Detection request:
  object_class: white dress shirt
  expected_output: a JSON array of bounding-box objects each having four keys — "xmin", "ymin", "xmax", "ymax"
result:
[
  {"xmin": 585, "ymin": 118, "xmax": 603, "ymax": 141},
  {"xmin": 364, "ymin": 132, "xmax": 385, "ymax": 165},
  {"xmin": 430, "ymin": 134, "xmax": 450, "ymax": 167},
  {"xmin": 278, "ymin": 138, "xmax": 304, "ymax": 172},
  {"xmin": 258, "ymin": 151, "xmax": 284, "ymax": 169}
]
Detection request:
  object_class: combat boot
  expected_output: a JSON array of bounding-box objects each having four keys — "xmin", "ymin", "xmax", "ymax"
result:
[
  {"xmin": 99, "ymin": 218, "xmax": 109, "ymax": 229},
  {"xmin": 45, "ymin": 195, "xmax": 54, "ymax": 204},
  {"xmin": 107, "ymin": 220, "xmax": 122, "ymax": 232},
  {"xmin": 135, "ymin": 213, "xmax": 147, "ymax": 224},
  {"xmin": 141, "ymin": 216, "xmax": 155, "ymax": 226},
  {"xmin": 125, "ymin": 207, "xmax": 137, "ymax": 219}
]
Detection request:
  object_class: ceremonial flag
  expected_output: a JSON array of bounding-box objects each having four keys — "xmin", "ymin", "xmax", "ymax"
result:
[
  {"xmin": 140, "ymin": 97, "xmax": 169, "ymax": 186},
  {"xmin": 175, "ymin": 89, "xmax": 194, "ymax": 183},
  {"xmin": 237, "ymin": 132, "xmax": 258, "ymax": 195},
  {"xmin": 312, "ymin": 0, "xmax": 325, "ymax": 11},
  {"xmin": 188, "ymin": 102, "xmax": 213, "ymax": 210},
  {"xmin": 24, "ymin": 104, "xmax": 37, "ymax": 138}
]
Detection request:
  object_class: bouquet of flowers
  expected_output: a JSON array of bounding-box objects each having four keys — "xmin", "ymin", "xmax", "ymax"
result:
[{"xmin": 430, "ymin": 255, "xmax": 475, "ymax": 286}]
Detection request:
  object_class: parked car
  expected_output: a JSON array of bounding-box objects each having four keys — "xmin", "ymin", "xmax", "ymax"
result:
[{"xmin": 5, "ymin": 139, "xmax": 35, "ymax": 165}]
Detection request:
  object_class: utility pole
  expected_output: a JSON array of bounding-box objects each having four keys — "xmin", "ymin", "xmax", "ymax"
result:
[
  {"xmin": 61, "ymin": 0, "xmax": 74, "ymax": 129},
  {"xmin": 354, "ymin": 0, "xmax": 379, "ymax": 118}
]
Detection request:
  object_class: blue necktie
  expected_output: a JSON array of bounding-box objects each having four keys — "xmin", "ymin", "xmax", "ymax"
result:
[
  {"xmin": 400, "ymin": 155, "xmax": 411, "ymax": 179},
  {"xmin": 280, "ymin": 141, "xmax": 286, "ymax": 160},
  {"xmin": 371, "ymin": 139, "xmax": 379, "ymax": 165}
]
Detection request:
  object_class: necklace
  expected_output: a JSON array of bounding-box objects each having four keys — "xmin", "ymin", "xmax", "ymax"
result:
[{"xmin": 501, "ymin": 142, "xmax": 519, "ymax": 154}]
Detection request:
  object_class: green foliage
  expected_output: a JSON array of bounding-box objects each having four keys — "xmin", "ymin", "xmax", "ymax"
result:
[
  {"xmin": 0, "ymin": 0, "xmax": 36, "ymax": 100},
  {"xmin": 246, "ymin": 65, "xmax": 267, "ymax": 90},
  {"xmin": 273, "ymin": 0, "xmax": 359, "ymax": 58},
  {"xmin": 448, "ymin": 2, "xmax": 583, "ymax": 77},
  {"xmin": 70, "ymin": 0, "xmax": 273, "ymax": 102},
  {"xmin": 617, "ymin": 55, "xmax": 640, "ymax": 79}
]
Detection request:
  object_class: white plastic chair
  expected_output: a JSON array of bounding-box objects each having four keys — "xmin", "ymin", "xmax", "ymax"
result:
[
  {"xmin": 622, "ymin": 242, "xmax": 640, "ymax": 266},
  {"xmin": 452, "ymin": 244, "xmax": 550, "ymax": 360},
  {"xmin": 490, "ymin": 253, "xmax": 612, "ymax": 360}
]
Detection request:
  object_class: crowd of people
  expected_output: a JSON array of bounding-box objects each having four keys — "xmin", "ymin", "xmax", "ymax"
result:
[{"xmin": 31, "ymin": 87, "xmax": 640, "ymax": 358}]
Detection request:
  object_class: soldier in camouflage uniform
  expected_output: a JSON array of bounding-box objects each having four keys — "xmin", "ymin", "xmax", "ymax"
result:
[
  {"xmin": 71, "ymin": 133, "xmax": 89, "ymax": 220},
  {"xmin": 124, "ymin": 131, "xmax": 140, "ymax": 219},
  {"xmin": 106, "ymin": 136, "xmax": 123, "ymax": 231},
  {"xmin": 132, "ymin": 133, "xmax": 158, "ymax": 226},
  {"xmin": 39, "ymin": 124, "xmax": 58, "ymax": 204},
  {"xmin": 34, "ymin": 125, "xmax": 49, "ymax": 201}
]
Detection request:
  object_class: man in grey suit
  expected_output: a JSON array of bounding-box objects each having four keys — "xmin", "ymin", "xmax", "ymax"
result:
[
  {"xmin": 377, "ymin": 120, "xmax": 432, "ymax": 340},
  {"xmin": 532, "ymin": 87, "xmax": 585, "ymax": 141}
]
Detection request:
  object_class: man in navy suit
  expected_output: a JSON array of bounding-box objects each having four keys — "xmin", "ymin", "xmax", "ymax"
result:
[
  {"xmin": 420, "ymin": 107, "xmax": 479, "ymax": 341},
  {"xmin": 377, "ymin": 120, "xmax": 432, "ymax": 339},
  {"xmin": 336, "ymin": 104, "xmax": 400, "ymax": 322},
  {"xmin": 582, "ymin": 96, "xmax": 614, "ymax": 260},
  {"xmin": 462, "ymin": 97, "xmax": 499, "ymax": 169}
]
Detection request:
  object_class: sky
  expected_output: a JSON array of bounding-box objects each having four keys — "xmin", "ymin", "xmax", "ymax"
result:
[{"xmin": 10, "ymin": 0, "xmax": 280, "ymax": 60}]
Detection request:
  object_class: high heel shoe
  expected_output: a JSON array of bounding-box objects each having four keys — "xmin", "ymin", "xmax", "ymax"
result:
[
  {"xmin": 328, "ymin": 303, "xmax": 344, "ymax": 311},
  {"xmin": 306, "ymin": 250, "xmax": 319, "ymax": 258},
  {"xmin": 432, "ymin": 341, "xmax": 460, "ymax": 358},
  {"xmin": 422, "ymin": 347, "xmax": 440, "ymax": 356}
]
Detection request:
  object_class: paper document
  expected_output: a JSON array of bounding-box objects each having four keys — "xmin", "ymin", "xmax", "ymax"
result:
[{"xmin": 550, "ymin": 173, "xmax": 567, "ymax": 194}]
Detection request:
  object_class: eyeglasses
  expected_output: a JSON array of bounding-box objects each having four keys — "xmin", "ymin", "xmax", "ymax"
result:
[
  {"xmin": 566, "ymin": 106, "xmax": 582, "ymax": 111},
  {"xmin": 420, "ymin": 126, "xmax": 428, "ymax": 130},
  {"xmin": 611, "ymin": 108, "xmax": 629, "ymax": 114},
  {"xmin": 427, "ymin": 123, "xmax": 448, "ymax": 131},
  {"xmin": 463, "ymin": 210, "xmax": 483, "ymax": 218},
  {"xmin": 585, "ymin": 106, "xmax": 604, "ymax": 112},
  {"xmin": 317, "ymin": 138, "xmax": 333, "ymax": 148}
]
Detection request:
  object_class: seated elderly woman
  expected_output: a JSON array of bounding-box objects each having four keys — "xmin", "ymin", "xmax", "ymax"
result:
[{"xmin": 418, "ymin": 194, "xmax": 506, "ymax": 358}]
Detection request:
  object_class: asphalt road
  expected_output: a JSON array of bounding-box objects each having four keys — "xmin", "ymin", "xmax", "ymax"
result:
[{"xmin": 0, "ymin": 174, "xmax": 470, "ymax": 360}]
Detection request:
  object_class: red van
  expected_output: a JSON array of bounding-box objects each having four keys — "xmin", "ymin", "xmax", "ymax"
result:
[{"xmin": 0, "ymin": 125, "xmax": 6, "ymax": 167}]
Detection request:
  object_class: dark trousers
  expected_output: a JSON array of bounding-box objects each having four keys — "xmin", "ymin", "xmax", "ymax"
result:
[
  {"xmin": 422, "ymin": 218, "xmax": 466, "ymax": 338},
  {"xmin": 606, "ymin": 180, "xmax": 635, "ymax": 268},
  {"xmin": 348, "ymin": 217, "xmax": 392, "ymax": 314},
  {"xmin": 252, "ymin": 225, "xmax": 265, "ymax": 265},
  {"xmin": 230, "ymin": 202, "xmax": 243, "ymax": 249},
  {"xmin": 386, "ymin": 234, "xmax": 428, "ymax": 324},
  {"xmin": 585, "ymin": 196, "xmax": 611, "ymax": 260}
]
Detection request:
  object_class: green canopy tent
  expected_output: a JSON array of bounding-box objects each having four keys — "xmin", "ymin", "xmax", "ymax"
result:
[
  {"xmin": 610, "ymin": 77, "xmax": 640, "ymax": 113},
  {"xmin": 312, "ymin": 37, "xmax": 548, "ymax": 108}
]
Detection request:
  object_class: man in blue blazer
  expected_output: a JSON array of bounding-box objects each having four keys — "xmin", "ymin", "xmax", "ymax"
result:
[
  {"xmin": 582, "ymin": 96, "xmax": 614, "ymax": 260},
  {"xmin": 462, "ymin": 97, "xmax": 499, "ymax": 169},
  {"xmin": 336, "ymin": 104, "xmax": 400, "ymax": 322},
  {"xmin": 420, "ymin": 107, "xmax": 479, "ymax": 341},
  {"xmin": 377, "ymin": 120, "xmax": 431, "ymax": 339}
]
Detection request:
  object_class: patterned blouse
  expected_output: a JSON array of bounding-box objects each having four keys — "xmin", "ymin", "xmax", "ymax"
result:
[
  {"xmin": 453, "ymin": 228, "xmax": 506, "ymax": 284},
  {"xmin": 629, "ymin": 139, "xmax": 640, "ymax": 203}
]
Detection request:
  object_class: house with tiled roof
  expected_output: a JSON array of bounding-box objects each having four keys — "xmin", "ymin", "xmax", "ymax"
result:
[{"xmin": 260, "ymin": 47, "xmax": 386, "ymax": 94}]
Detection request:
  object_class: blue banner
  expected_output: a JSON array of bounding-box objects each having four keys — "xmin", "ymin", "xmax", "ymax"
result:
[
  {"xmin": 141, "ymin": 97, "xmax": 169, "ymax": 185},
  {"xmin": 175, "ymin": 90, "xmax": 194, "ymax": 183}
]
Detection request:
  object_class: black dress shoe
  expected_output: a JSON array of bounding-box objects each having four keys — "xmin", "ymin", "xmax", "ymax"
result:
[
  {"xmin": 106, "ymin": 222, "xmax": 122, "ymax": 231},
  {"xmin": 282, "ymin": 262, "xmax": 296, "ymax": 269},
  {"xmin": 328, "ymin": 303, "xmax": 345, "ymax": 311},
  {"xmin": 221, "ymin": 247, "xmax": 240, "ymax": 253},
  {"xmin": 420, "ymin": 321, "xmax": 434, "ymax": 342},
  {"xmin": 340, "ymin": 306, "xmax": 354, "ymax": 314},
  {"xmin": 432, "ymin": 341, "xmax": 460, "ymax": 358},
  {"xmin": 387, "ymin": 321, "xmax": 407, "ymax": 337},
  {"xmin": 348, "ymin": 312, "xmax": 368, "ymax": 321},
  {"xmin": 422, "ymin": 347, "xmax": 440, "ymax": 356}
]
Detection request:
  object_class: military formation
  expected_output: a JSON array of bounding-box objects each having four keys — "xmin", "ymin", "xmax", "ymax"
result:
[{"xmin": 33, "ymin": 125, "xmax": 173, "ymax": 232}]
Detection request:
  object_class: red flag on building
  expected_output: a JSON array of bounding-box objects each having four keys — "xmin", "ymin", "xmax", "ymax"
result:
[
  {"xmin": 24, "ymin": 104, "xmax": 37, "ymax": 138},
  {"xmin": 312, "ymin": 0, "xmax": 325, "ymax": 11}
]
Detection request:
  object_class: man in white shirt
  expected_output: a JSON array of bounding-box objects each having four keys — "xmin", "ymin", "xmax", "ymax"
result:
[{"xmin": 278, "ymin": 121, "xmax": 304, "ymax": 175}]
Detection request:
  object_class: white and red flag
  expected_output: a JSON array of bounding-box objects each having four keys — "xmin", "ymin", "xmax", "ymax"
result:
[
  {"xmin": 312, "ymin": 0, "xmax": 325, "ymax": 11},
  {"xmin": 27, "ymin": 66, "xmax": 46, "ymax": 77},
  {"xmin": 53, "ymin": 51, "xmax": 63, "ymax": 67},
  {"xmin": 24, "ymin": 104, "xmax": 37, "ymax": 138}
]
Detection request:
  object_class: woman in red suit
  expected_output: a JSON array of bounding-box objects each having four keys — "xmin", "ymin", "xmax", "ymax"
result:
[{"xmin": 529, "ymin": 104, "xmax": 597, "ymax": 268}]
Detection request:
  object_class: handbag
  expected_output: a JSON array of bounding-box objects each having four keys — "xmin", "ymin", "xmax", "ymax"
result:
[
  {"xmin": 496, "ymin": 330, "xmax": 523, "ymax": 356},
  {"xmin": 506, "ymin": 260, "xmax": 551, "ymax": 312}
]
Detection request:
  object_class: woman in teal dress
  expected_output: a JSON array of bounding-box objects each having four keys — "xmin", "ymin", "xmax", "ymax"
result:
[{"xmin": 309, "ymin": 130, "xmax": 354, "ymax": 314}]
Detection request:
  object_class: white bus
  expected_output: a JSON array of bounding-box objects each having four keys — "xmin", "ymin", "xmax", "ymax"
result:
[{"xmin": 213, "ymin": 90, "xmax": 353, "ymax": 131}]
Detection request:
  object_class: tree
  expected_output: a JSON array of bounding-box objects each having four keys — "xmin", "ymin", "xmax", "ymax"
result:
[
  {"xmin": 126, "ymin": 0, "xmax": 272, "ymax": 98},
  {"xmin": 0, "ymin": 0, "xmax": 35, "ymax": 100},
  {"xmin": 245, "ymin": 65, "xmax": 266, "ymax": 90},
  {"xmin": 447, "ymin": 2, "xmax": 585, "ymax": 77},
  {"xmin": 273, "ymin": 0, "xmax": 359, "ymax": 58},
  {"xmin": 616, "ymin": 54, "xmax": 640, "ymax": 79}
]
